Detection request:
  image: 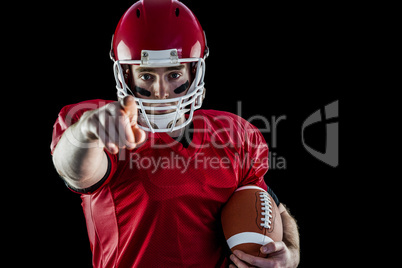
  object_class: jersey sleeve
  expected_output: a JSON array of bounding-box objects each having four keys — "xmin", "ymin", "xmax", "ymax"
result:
[
  {"xmin": 50, "ymin": 99, "xmax": 117, "ymax": 194},
  {"xmin": 238, "ymin": 121, "xmax": 269, "ymax": 191}
]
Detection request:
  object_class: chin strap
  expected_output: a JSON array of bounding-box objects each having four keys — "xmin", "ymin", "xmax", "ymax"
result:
[{"xmin": 138, "ymin": 110, "xmax": 187, "ymax": 133}]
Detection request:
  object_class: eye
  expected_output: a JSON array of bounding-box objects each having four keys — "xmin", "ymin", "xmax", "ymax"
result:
[
  {"xmin": 140, "ymin": 74, "xmax": 153, "ymax": 81},
  {"xmin": 169, "ymin": 72, "xmax": 182, "ymax": 79}
]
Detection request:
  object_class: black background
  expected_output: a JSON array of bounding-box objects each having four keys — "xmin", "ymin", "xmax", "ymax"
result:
[{"xmin": 17, "ymin": 0, "xmax": 354, "ymax": 267}]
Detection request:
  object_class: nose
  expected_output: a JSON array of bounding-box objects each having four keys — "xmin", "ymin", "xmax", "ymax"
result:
[{"xmin": 153, "ymin": 79, "xmax": 169, "ymax": 99}]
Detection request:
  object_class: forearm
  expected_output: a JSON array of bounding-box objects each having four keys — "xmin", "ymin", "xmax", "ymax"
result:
[
  {"xmin": 52, "ymin": 121, "xmax": 107, "ymax": 189},
  {"xmin": 280, "ymin": 204, "xmax": 300, "ymax": 267}
]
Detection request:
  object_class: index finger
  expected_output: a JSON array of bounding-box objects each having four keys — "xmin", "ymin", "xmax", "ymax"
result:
[
  {"xmin": 120, "ymin": 95, "xmax": 138, "ymax": 125},
  {"xmin": 233, "ymin": 250, "xmax": 273, "ymax": 267}
]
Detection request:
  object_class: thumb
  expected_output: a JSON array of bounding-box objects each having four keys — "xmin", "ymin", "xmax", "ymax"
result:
[
  {"xmin": 261, "ymin": 241, "xmax": 285, "ymax": 255},
  {"xmin": 120, "ymin": 95, "xmax": 138, "ymax": 124}
]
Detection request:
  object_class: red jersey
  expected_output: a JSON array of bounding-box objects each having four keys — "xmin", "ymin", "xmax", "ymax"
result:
[{"xmin": 51, "ymin": 99, "xmax": 269, "ymax": 268}]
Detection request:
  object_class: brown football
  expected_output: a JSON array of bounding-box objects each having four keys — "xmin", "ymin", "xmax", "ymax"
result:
[{"xmin": 221, "ymin": 185, "xmax": 283, "ymax": 257}]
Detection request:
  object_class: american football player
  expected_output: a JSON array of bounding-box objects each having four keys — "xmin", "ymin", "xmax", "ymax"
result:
[{"xmin": 51, "ymin": 0, "xmax": 300, "ymax": 267}]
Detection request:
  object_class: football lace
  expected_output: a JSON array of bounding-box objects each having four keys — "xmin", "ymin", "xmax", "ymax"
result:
[{"xmin": 259, "ymin": 192, "xmax": 273, "ymax": 229}]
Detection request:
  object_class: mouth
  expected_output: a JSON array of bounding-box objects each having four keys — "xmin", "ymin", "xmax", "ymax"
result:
[
  {"xmin": 146, "ymin": 104, "xmax": 177, "ymax": 115},
  {"xmin": 153, "ymin": 109, "xmax": 173, "ymax": 115}
]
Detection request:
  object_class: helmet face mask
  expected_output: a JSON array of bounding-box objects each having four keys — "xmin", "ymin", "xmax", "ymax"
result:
[
  {"xmin": 112, "ymin": 50, "xmax": 206, "ymax": 133},
  {"xmin": 110, "ymin": 0, "xmax": 209, "ymax": 133}
]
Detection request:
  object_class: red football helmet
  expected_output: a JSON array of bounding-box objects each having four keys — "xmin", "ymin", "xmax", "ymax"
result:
[{"xmin": 110, "ymin": 0, "xmax": 209, "ymax": 132}]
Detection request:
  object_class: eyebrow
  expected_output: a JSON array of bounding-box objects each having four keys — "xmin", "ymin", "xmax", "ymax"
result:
[{"xmin": 135, "ymin": 65, "xmax": 186, "ymax": 73}]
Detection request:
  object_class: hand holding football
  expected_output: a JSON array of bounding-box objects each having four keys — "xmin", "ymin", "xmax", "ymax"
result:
[{"xmin": 221, "ymin": 185, "xmax": 283, "ymax": 258}]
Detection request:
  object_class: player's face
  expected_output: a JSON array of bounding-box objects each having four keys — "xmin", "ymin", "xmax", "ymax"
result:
[{"xmin": 130, "ymin": 63, "xmax": 193, "ymax": 115}]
